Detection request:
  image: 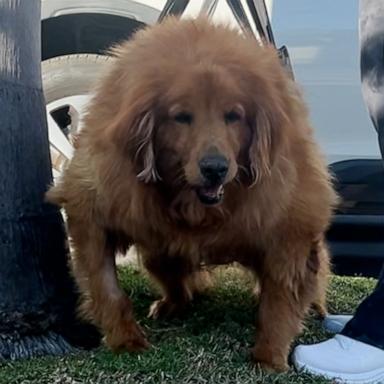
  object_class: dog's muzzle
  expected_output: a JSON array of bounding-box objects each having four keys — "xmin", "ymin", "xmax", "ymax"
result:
[{"xmin": 196, "ymin": 155, "xmax": 228, "ymax": 205}]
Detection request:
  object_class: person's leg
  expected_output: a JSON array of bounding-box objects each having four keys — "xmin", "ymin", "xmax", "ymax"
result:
[
  {"xmin": 336, "ymin": 0, "xmax": 384, "ymax": 349},
  {"xmin": 322, "ymin": 266, "xmax": 384, "ymax": 336},
  {"xmin": 341, "ymin": 265, "xmax": 384, "ymax": 349},
  {"xmin": 293, "ymin": 2, "xmax": 384, "ymax": 381}
]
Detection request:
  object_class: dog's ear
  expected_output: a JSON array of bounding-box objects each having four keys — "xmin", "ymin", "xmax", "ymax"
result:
[
  {"xmin": 108, "ymin": 96, "xmax": 160, "ymax": 183},
  {"xmin": 244, "ymin": 55, "xmax": 293, "ymax": 186},
  {"xmin": 247, "ymin": 106, "xmax": 283, "ymax": 185}
]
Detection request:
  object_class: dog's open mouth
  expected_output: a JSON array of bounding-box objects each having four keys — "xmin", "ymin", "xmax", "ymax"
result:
[{"xmin": 196, "ymin": 185, "xmax": 224, "ymax": 206}]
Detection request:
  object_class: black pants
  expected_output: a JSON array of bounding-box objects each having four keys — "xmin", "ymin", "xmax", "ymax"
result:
[
  {"xmin": 341, "ymin": 266, "xmax": 384, "ymax": 350},
  {"xmin": 340, "ymin": 0, "xmax": 384, "ymax": 351}
]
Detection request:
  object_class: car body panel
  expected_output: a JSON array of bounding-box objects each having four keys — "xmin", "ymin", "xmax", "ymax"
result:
[
  {"xmin": 272, "ymin": 0, "xmax": 382, "ymax": 164},
  {"xmin": 41, "ymin": 0, "xmax": 162, "ymax": 24}
]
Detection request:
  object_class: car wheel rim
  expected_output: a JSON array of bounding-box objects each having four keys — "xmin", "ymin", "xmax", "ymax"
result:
[{"xmin": 46, "ymin": 95, "xmax": 89, "ymax": 179}]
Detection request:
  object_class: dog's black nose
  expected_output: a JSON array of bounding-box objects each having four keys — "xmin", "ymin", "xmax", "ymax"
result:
[{"xmin": 199, "ymin": 155, "xmax": 229, "ymax": 184}]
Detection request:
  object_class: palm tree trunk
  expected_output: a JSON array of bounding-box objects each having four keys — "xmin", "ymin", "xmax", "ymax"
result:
[{"xmin": 0, "ymin": 0, "xmax": 98, "ymax": 360}]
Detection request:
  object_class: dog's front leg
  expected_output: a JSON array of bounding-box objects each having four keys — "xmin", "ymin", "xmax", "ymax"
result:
[
  {"xmin": 67, "ymin": 218, "xmax": 149, "ymax": 352},
  {"xmin": 251, "ymin": 237, "xmax": 328, "ymax": 372}
]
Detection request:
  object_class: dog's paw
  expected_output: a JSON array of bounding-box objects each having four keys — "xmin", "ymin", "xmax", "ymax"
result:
[
  {"xmin": 148, "ymin": 298, "xmax": 184, "ymax": 319},
  {"xmin": 250, "ymin": 347, "xmax": 289, "ymax": 373},
  {"xmin": 310, "ymin": 302, "xmax": 328, "ymax": 319},
  {"xmin": 105, "ymin": 320, "xmax": 150, "ymax": 352},
  {"xmin": 257, "ymin": 361, "xmax": 289, "ymax": 373}
]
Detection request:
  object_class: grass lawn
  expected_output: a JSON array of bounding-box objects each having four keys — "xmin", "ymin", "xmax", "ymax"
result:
[{"xmin": 0, "ymin": 266, "xmax": 376, "ymax": 384}]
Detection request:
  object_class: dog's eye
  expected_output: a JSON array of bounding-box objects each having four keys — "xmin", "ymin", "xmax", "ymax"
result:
[
  {"xmin": 174, "ymin": 112, "xmax": 193, "ymax": 125},
  {"xmin": 224, "ymin": 110, "xmax": 242, "ymax": 124}
]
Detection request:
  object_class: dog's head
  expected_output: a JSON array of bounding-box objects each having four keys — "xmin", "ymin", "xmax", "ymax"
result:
[{"xmin": 107, "ymin": 20, "xmax": 292, "ymax": 207}]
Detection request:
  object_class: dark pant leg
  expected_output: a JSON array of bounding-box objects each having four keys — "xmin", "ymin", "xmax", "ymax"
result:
[
  {"xmin": 342, "ymin": 0, "xmax": 384, "ymax": 352},
  {"xmin": 341, "ymin": 264, "xmax": 384, "ymax": 350}
]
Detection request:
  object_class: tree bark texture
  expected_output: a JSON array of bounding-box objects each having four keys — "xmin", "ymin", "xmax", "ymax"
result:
[{"xmin": 0, "ymin": 0, "xmax": 99, "ymax": 360}]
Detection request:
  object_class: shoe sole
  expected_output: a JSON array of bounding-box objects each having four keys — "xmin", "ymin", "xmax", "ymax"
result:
[{"xmin": 295, "ymin": 359, "xmax": 384, "ymax": 383}]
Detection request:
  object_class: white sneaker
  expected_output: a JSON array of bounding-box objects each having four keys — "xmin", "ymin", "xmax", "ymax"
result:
[
  {"xmin": 323, "ymin": 314, "xmax": 353, "ymax": 333},
  {"xmin": 293, "ymin": 335, "xmax": 384, "ymax": 383}
]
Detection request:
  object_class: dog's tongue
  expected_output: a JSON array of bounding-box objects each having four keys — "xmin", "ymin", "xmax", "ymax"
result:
[
  {"xmin": 201, "ymin": 185, "xmax": 223, "ymax": 198},
  {"xmin": 197, "ymin": 185, "xmax": 224, "ymax": 205}
]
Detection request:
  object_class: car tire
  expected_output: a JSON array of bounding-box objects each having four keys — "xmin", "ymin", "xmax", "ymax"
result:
[
  {"xmin": 43, "ymin": 54, "xmax": 110, "ymax": 175},
  {"xmin": 43, "ymin": 54, "xmax": 139, "ymax": 263},
  {"xmin": 42, "ymin": 53, "xmax": 110, "ymax": 104}
]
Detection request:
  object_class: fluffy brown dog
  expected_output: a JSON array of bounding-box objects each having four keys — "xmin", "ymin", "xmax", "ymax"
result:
[{"xmin": 47, "ymin": 17, "xmax": 338, "ymax": 371}]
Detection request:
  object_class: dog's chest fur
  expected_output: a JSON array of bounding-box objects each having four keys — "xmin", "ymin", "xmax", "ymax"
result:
[{"xmin": 140, "ymin": 219, "xmax": 264, "ymax": 268}]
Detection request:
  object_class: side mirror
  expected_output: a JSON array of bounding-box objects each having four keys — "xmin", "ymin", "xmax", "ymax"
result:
[{"xmin": 278, "ymin": 45, "xmax": 295, "ymax": 80}]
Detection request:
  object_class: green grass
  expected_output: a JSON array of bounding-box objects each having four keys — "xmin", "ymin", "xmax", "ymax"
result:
[{"xmin": 0, "ymin": 266, "xmax": 376, "ymax": 384}]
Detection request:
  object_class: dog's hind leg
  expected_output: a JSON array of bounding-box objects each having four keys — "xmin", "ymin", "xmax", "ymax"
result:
[
  {"xmin": 144, "ymin": 253, "xmax": 209, "ymax": 319},
  {"xmin": 67, "ymin": 218, "xmax": 149, "ymax": 352},
  {"xmin": 310, "ymin": 239, "xmax": 330, "ymax": 319}
]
